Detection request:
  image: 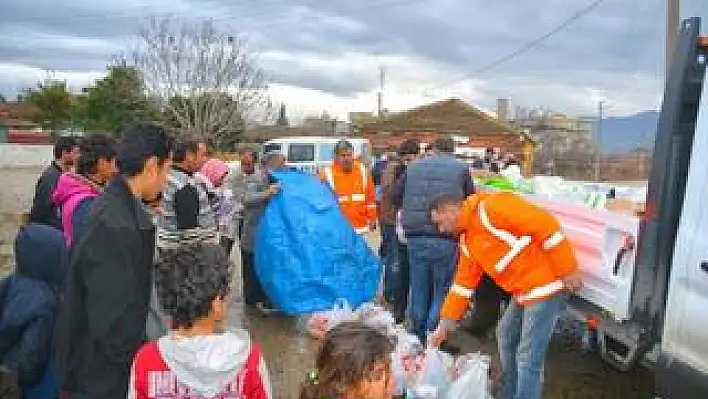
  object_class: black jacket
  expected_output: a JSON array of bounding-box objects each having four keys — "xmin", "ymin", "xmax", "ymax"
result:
[
  {"xmin": 0, "ymin": 224, "xmax": 67, "ymax": 388},
  {"xmin": 28, "ymin": 162, "xmax": 62, "ymax": 229},
  {"xmin": 54, "ymin": 176, "xmax": 155, "ymax": 399}
]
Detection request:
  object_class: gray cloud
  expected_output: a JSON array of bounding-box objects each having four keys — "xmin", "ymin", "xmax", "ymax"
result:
[{"xmin": 0, "ymin": 0, "xmax": 706, "ymax": 113}]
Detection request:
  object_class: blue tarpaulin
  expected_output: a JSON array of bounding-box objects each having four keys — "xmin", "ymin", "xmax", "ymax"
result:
[{"xmin": 254, "ymin": 169, "xmax": 381, "ymax": 314}]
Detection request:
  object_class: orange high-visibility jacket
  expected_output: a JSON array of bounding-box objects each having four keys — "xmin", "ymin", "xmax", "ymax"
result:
[
  {"xmin": 318, "ymin": 161, "xmax": 377, "ymax": 233},
  {"xmin": 440, "ymin": 192, "xmax": 578, "ymax": 321}
]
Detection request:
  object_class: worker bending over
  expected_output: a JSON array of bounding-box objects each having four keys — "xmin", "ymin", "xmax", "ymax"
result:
[
  {"xmin": 429, "ymin": 192, "xmax": 582, "ymax": 399},
  {"xmin": 319, "ymin": 140, "xmax": 377, "ymax": 234}
]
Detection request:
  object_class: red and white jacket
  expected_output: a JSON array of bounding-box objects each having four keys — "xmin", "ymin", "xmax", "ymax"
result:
[{"xmin": 128, "ymin": 332, "xmax": 272, "ymax": 399}]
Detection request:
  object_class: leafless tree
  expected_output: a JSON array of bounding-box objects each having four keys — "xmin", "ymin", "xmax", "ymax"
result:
[{"xmin": 125, "ymin": 17, "xmax": 271, "ymax": 146}]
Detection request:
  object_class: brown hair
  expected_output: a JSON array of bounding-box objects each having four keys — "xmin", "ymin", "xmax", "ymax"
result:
[{"xmin": 300, "ymin": 321, "xmax": 395, "ymax": 399}]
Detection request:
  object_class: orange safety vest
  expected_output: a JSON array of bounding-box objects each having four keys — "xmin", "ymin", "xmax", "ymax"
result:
[
  {"xmin": 319, "ymin": 161, "xmax": 377, "ymax": 234},
  {"xmin": 440, "ymin": 192, "xmax": 578, "ymax": 321}
]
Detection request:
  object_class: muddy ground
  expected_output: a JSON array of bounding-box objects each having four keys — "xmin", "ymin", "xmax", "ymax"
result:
[{"xmin": 0, "ymin": 167, "xmax": 653, "ymax": 398}]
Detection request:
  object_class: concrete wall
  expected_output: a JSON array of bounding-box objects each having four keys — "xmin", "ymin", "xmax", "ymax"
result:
[{"xmin": 0, "ymin": 144, "xmax": 53, "ymax": 168}]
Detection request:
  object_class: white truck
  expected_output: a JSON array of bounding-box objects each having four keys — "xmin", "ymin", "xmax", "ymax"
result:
[{"xmin": 465, "ymin": 17, "xmax": 708, "ymax": 398}]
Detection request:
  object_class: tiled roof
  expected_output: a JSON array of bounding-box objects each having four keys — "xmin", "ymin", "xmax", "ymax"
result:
[{"xmin": 359, "ymin": 98, "xmax": 532, "ymax": 142}]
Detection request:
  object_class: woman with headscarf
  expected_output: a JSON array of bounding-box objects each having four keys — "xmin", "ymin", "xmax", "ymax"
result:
[{"xmin": 200, "ymin": 158, "xmax": 239, "ymax": 255}]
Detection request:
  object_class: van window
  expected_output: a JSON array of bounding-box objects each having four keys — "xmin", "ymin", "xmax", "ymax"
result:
[
  {"xmin": 288, "ymin": 144, "xmax": 315, "ymax": 162},
  {"xmin": 318, "ymin": 143, "xmax": 336, "ymax": 162},
  {"xmin": 263, "ymin": 143, "xmax": 282, "ymax": 154}
]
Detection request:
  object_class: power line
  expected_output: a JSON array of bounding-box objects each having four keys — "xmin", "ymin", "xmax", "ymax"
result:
[{"xmin": 425, "ymin": 0, "xmax": 606, "ymax": 91}]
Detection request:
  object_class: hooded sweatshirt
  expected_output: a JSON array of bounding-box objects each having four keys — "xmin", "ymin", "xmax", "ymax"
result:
[
  {"xmin": 51, "ymin": 173, "xmax": 102, "ymax": 246},
  {"xmin": 0, "ymin": 224, "xmax": 67, "ymax": 393},
  {"xmin": 128, "ymin": 330, "xmax": 272, "ymax": 399}
]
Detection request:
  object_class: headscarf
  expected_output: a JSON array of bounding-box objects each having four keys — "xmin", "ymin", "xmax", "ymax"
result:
[{"xmin": 200, "ymin": 158, "xmax": 230, "ymax": 187}]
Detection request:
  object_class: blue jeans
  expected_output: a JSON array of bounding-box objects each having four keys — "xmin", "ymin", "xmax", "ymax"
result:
[
  {"xmin": 382, "ymin": 224, "xmax": 410, "ymax": 321},
  {"xmin": 497, "ymin": 292, "xmax": 567, "ymax": 399},
  {"xmin": 407, "ymin": 236, "xmax": 457, "ymax": 343}
]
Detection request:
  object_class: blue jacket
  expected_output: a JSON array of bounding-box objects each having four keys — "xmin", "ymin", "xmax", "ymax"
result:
[{"xmin": 0, "ymin": 224, "xmax": 68, "ymax": 389}]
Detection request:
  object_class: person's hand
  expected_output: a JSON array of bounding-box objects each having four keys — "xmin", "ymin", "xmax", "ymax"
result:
[
  {"xmin": 266, "ymin": 184, "xmax": 280, "ymax": 197},
  {"xmin": 562, "ymin": 270, "xmax": 583, "ymax": 292},
  {"xmin": 428, "ymin": 325, "xmax": 448, "ymax": 348}
]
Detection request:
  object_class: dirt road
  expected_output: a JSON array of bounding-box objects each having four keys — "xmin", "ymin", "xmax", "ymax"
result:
[{"xmin": 0, "ymin": 167, "xmax": 653, "ymax": 398}]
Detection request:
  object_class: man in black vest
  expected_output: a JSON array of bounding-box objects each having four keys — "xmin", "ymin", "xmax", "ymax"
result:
[{"xmin": 398, "ymin": 137, "xmax": 474, "ymax": 343}]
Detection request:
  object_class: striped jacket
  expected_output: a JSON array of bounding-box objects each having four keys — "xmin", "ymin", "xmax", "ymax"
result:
[{"xmin": 159, "ymin": 167, "xmax": 216, "ymax": 232}]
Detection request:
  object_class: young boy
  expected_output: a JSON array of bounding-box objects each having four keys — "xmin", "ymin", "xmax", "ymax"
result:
[
  {"xmin": 128, "ymin": 242, "xmax": 272, "ymax": 399},
  {"xmin": 0, "ymin": 224, "xmax": 68, "ymax": 399}
]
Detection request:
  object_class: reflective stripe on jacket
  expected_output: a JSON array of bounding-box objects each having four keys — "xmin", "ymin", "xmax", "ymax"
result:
[
  {"xmin": 440, "ymin": 192, "xmax": 578, "ymax": 321},
  {"xmin": 318, "ymin": 161, "xmax": 377, "ymax": 233}
]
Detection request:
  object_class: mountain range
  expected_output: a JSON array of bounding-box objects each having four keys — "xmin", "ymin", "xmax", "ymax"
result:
[{"xmin": 598, "ymin": 111, "xmax": 660, "ymax": 154}]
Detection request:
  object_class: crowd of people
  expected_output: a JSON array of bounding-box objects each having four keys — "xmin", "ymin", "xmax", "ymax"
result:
[
  {"xmin": 0, "ymin": 122, "xmax": 582, "ymax": 399},
  {"xmin": 372, "ymin": 138, "xmax": 583, "ymax": 399}
]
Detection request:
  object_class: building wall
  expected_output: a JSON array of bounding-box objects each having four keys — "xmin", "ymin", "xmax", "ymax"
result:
[{"xmin": 0, "ymin": 144, "xmax": 53, "ymax": 168}]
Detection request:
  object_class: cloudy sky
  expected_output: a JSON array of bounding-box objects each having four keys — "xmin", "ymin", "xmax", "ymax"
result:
[{"xmin": 1, "ymin": 0, "xmax": 706, "ymax": 121}]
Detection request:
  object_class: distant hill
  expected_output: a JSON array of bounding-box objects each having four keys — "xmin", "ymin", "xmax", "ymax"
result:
[{"xmin": 599, "ymin": 111, "xmax": 660, "ymax": 154}]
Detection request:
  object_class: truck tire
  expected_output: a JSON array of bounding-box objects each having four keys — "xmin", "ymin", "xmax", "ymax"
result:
[{"xmin": 461, "ymin": 275, "xmax": 510, "ymax": 337}]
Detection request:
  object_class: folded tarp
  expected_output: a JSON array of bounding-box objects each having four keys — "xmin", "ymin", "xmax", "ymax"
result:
[{"xmin": 254, "ymin": 169, "xmax": 381, "ymax": 314}]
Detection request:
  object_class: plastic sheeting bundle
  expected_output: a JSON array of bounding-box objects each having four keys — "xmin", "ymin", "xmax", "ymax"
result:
[{"xmin": 254, "ymin": 170, "xmax": 381, "ymax": 314}]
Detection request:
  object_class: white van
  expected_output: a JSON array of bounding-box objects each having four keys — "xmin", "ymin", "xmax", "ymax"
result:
[{"xmin": 262, "ymin": 137, "xmax": 373, "ymax": 174}]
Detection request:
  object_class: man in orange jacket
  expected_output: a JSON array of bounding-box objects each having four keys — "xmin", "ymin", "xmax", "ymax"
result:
[
  {"xmin": 428, "ymin": 192, "xmax": 582, "ymax": 399},
  {"xmin": 319, "ymin": 140, "xmax": 377, "ymax": 234}
]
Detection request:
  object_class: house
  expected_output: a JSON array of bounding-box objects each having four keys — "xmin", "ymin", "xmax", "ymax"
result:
[
  {"xmin": 358, "ymin": 98, "xmax": 535, "ymax": 175},
  {"xmin": 0, "ymin": 102, "xmax": 50, "ymax": 144}
]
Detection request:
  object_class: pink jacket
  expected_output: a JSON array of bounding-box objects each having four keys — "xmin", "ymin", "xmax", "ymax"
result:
[{"xmin": 51, "ymin": 173, "xmax": 101, "ymax": 246}]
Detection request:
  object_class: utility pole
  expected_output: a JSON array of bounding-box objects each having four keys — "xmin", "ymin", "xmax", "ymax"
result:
[
  {"xmin": 595, "ymin": 101, "xmax": 603, "ymax": 182},
  {"xmin": 666, "ymin": 0, "xmax": 680, "ymax": 80},
  {"xmin": 377, "ymin": 66, "xmax": 385, "ymax": 118}
]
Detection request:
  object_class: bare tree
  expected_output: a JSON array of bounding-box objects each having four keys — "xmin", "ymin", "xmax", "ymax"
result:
[{"xmin": 126, "ymin": 17, "xmax": 270, "ymax": 146}]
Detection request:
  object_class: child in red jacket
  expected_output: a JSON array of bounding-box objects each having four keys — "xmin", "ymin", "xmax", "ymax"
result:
[{"xmin": 128, "ymin": 242, "xmax": 272, "ymax": 399}]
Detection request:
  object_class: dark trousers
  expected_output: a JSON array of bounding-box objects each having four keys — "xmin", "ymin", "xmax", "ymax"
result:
[
  {"xmin": 220, "ymin": 236, "xmax": 234, "ymax": 256},
  {"xmin": 381, "ymin": 223, "xmax": 410, "ymax": 322},
  {"xmin": 241, "ymin": 250, "xmax": 270, "ymax": 306},
  {"xmin": 407, "ymin": 236, "xmax": 458, "ymax": 343}
]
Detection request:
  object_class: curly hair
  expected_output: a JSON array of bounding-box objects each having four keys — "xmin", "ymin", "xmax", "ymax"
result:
[
  {"xmin": 300, "ymin": 321, "xmax": 395, "ymax": 399},
  {"xmin": 154, "ymin": 242, "xmax": 231, "ymax": 328}
]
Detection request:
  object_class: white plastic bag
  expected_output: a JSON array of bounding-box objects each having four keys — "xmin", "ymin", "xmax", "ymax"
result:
[
  {"xmin": 390, "ymin": 328, "xmax": 423, "ymax": 395},
  {"xmin": 307, "ymin": 299, "xmax": 358, "ymax": 339},
  {"xmin": 409, "ymin": 348, "xmax": 455, "ymax": 398},
  {"xmin": 357, "ymin": 302, "xmax": 396, "ymax": 334},
  {"xmin": 447, "ymin": 353, "xmax": 491, "ymax": 399}
]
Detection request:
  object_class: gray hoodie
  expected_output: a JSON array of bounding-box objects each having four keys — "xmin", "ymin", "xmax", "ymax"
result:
[{"xmin": 129, "ymin": 330, "xmax": 272, "ymax": 398}]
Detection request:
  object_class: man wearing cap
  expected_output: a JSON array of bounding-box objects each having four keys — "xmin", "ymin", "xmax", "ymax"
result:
[{"xmin": 318, "ymin": 140, "xmax": 377, "ymax": 235}]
